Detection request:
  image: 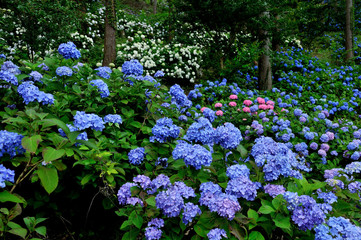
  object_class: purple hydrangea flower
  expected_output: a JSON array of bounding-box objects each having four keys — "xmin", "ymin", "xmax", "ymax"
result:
[
  {"xmin": 226, "ymin": 177, "xmax": 260, "ymax": 201},
  {"xmin": 315, "ymin": 217, "xmax": 361, "ymax": 240},
  {"xmin": 145, "ymin": 227, "xmax": 162, "ymax": 240},
  {"xmin": 182, "ymin": 202, "xmax": 202, "ymax": 225},
  {"xmin": 264, "ymin": 184, "xmax": 286, "ymax": 198},
  {"xmin": 207, "ymin": 228, "xmax": 228, "ymax": 240}
]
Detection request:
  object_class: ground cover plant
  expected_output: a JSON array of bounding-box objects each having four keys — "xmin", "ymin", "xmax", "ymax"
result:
[{"xmin": 1, "ymin": 1, "xmax": 361, "ymax": 240}]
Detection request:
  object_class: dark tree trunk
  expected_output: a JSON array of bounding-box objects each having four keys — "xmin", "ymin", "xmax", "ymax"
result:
[
  {"xmin": 272, "ymin": 15, "xmax": 281, "ymax": 52},
  {"xmin": 345, "ymin": 0, "xmax": 354, "ymax": 62},
  {"xmin": 103, "ymin": 0, "xmax": 116, "ymax": 66},
  {"xmin": 258, "ymin": 11, "xmax": 272, "ymax": 91},
  {"xmin": 153, "ymin": 0, "xmax": 157, "ymax": 14}
]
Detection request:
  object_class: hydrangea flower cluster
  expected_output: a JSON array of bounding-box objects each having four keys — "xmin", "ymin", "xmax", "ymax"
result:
[
  {"xmin": 145, "ymin": 218, "xmax": 164, "ymax": 240},
  {"xmin": 172, "ymin": 141, "xmax": 212, "ymax": 170},
  {"xmin": 58, "ymin": 41, "xmax": 81, "ymax": 59},
  {"xmin": 214, "ymin": 122, "xmax": 243, "ymax": 149},
  {"xmin": 1, "ymin": 61, "xmax": 21, "ymax": 75},
  {"xmin": 250, "ymin": 137, "xmax": 311, "ymax": 181},
  {"xmin": 150, "ymin": 117, "xmax": 180, "ymax": 143},
  {"xmin": 226, "ymin": 176, "xmax": 260, "ymax": 201},
  {"xmin": 0, "ymin": 70, "xmax": 18, "ymax": 85},
  {"xmin": 0, "ymin": 164, "xmax": 15, "ymax": 188},
  {"xmin": 283, "ymin": 192, "xmax": 327, "ymax": 231},
  {"xmin": 315, "ymin": 217, "xmax": 361, "ymax": 240},
  {"xmin": 56, "ymin": 66, "xmax": 73, "ymax": 77},
  {"xmin": 73, "ymin": 111, "xmax": 105, "ymax": 131},
  {"xmin": 226, "ymin": 164, "xmax": 250, "ymax": 179},
  {"xmin": 95, "ymin": 66, "xmax": 112, "ymax": 79},
  {"xmin": 17, "ymin": 81, "xmax": 54, "ymax": 105},
  {"xmin": 90, "ymin": 79, "xmax": 110, "ymax": 98},
  {"xmin": 264, "ymin": 184, "xmax": 286, "ymax": 198},
  {"xmin": 128, "ymin": 147, "xmax": 146, "ymax": 165},
  {"xmin": 103, "ymin": 114, "xmax": 122, "ymax": 124},
  {"xmin": 207, "ymin": 228, "xmax": 228, "ymax": 240},
  {"xmin": 29, "ymin": 71, "xmax": 43, "ymax": 83},
  {"xmin": 169, "ymin": 84, "xmax": 191, "ymax": 110},
  {"xmin": 203, "ymin": 108, "xmax": 216, "ymax": 123},
  {"xmin": 199, "ymin": 182, "xmax": 241, "ymax": 220},
  {"xmin": 184, "ymin": 117, "xmax": 214, "ymax": 145},
  {"xmin": 122, "ymin": 59, "xmax": 143, "ymax": 76},
  {"xmin": 0, "ymin": 130, "xmax": 25, "ymax": 158}
]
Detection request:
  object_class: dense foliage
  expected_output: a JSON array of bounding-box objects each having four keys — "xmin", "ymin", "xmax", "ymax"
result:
[{"xmin": 1, "ymin": 0, "xmax": 361, "ymax": 239}]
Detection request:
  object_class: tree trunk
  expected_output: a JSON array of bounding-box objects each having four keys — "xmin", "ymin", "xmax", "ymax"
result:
[
  {"xmin": 153, "ymin": 0, "xmax": 157, "ymax": 14},
  {"xmin": 272, "ymin": 14, "xmax": 281, "ymax": 52},
  {"xmin": 103, "ymin": 0, "xmax": 116, "ymax": 66},
  {"xmin": 258, "ymin": 11, "xmax": 272, "ymax": 91},
  {"xmin": 345, "ymin": 0, "xmax": 354, "ymax": 61}
]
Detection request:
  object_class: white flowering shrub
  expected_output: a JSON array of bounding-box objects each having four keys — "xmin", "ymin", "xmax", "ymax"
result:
[{"xmin": 116, "ymin": 36, "xmax": 203, "ymax": 83}]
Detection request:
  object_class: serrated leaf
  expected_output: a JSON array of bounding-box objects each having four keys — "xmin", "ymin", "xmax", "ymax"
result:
[
  {"xmin": 37, "ymin": 166, "xmax": 58, "ymax": 194},
  {"xmin": 42, "ymin": 147, "xmax": 65, "ymax": 163},
  {"xmin": 21, "ymin": 135, "xmax": 42, "ymax": 153}
]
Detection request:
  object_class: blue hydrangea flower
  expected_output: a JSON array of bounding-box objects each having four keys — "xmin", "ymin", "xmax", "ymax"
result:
[
  {"xmin": 29, "ymin": 71, "xmax": 43, "ymax": 83},
  {"xmin": 147, "ymin": 174, "xmax": 171, "ymax": 194},
  {"xmin": 320, "ymin": 134, "xmax": 330, "ymax": 143},
  {"xmin": 154, "ymin": 70, "xmax": 165, "ymax": 78},
  {"xmin": 315, "ymin": 217, "xmax": 361, "ymax": 240},
  {"xmin": 264, "ymin": 184, "xmax": 286, "ymax": 198},
  {"xmin": 0, "ymin": 130, "xmax": 25, "ymax": 158},
  {"xmin": 203, "ymin": 108, "xmax": 216, "ymax": 123},
  {"xmin": 38, "ymin": 63, "xmax": 49, "ymax": 71},
  {"xmin": 155, "ymin": 157, "xmax": 168, "ymax": 168},
  {"xmin": 178, "ymin": 115, "xmax": 188, "ymax": 122},
  {"xmin": 214, "ymin": 122, "xmax": 243, "ymax": 149},
  {"xmin": 103, "ymin": 114, "xmax": 122, "ymax": 124},
  {"xmin": 348, "ymin": 181, "xmax": 361, "ymax": 193},
  {"xmin": 148, "ymin": 218, "xmax": 164, "ymax": 228},
  {"xmin": 90, "ymin": 79, "xmax": 109, "ymax": 98},
  {"xmin": 122, "ymin": 59, "xmax": 143, "ymax": 76},
  {"xmin": 317, "ymin": 190, "xmax": 337, "ymax": 204},
  {"xmin": 345, "ymin": 161, "xmax": 361, "ymax": 175},
  {"xmin": 169, "ymin": 181, "xmax": 196, "ymax": 199},
  {"xmin": 95, "ymin": 66, "xmax": 112, "ymax": 79},
  {"xmin": 58, "ymin": 42, "xmax": 81, "ymax": 59},
  {"xmin": 1, "ymin": 61, "xmax": 21, "ymax": 75},
  {"xmin": 182, "ymin": 202, "xmax": 202, "ymax": 225},
  {"xmin": 226, "ymin": 177, "xmax": 260, "ymax": 201},
  {"xmin": 145, "ymin": 227, "xmax": 162, "ymax": 240},
  {"xmin": 117, "ymin": 182, "xmax": 138, "ymax": 205},
  {"xmin": 133, "ymin": 175, "xmax": 151, "ymax": 190},
  {"xmin": 73, "ymin": 111, "xmax": 105, "ymax": 131},
  {"xmin": 172, "ymin": 141, "xmax": 212, "ymax": 170},
  {"xmin": 226, "ymin": 164, "xmax": 250, "ymax": 179},
  {"xmin": 169, "ymin": 84, "xmax": 189, "ymax": 109},
  {"xmin": 150, "ymin": 117, "xmax": 180, "ymax": 143},
  {"xmin": 0, "ymin": 70, "xmax": 18, "ymax": 85},
  {"xmin": 56, "ymin": 66, "xmax": 73, "ymax": 76},
  {"xmin": 251, "ymin": 137, "xmax": 310, "ymax": 181},
  {"xmin": 128, "ymin": 147, "xmax": 146, "ymax": 165},
  {"xmin": 0, "ymin": 164, "xmax": 15, "ymax": 188},
  {"xmin": 207, "ymin": 228, "xmax": 228, "ymax": 240},
  {"xmin": 17, "ymin": 81, "xmax": 54, "ymax": 105},
  {"xmin": 156, "ymin": 189, "xmax": 184, "ymax": 217},
  {"xmin": 184, "ymin": 117, "xmax": 214, "ymax": 145}
]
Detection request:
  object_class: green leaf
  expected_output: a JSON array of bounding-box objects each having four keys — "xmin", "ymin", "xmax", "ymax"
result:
[
  {"xmin": 42, "ymin": 147, "xmax": 65, "ymax": 163},
  {"xmin": 0, "ymin": 191, "xmax": 25, "ymax": 203},
  {"xmin": 273, "ymin": 214, "xmax": 291, "ymax": 230},
  {"xmin": 247, "ymin": 209, "xmax": 259, "ymax": 222},
  {"xmin": 249, "ymin": 231, "xmax": 265, "ymax": 240},
  {"xmin": 23, "ymin": 217, "xmax": 34, "ymax": 231},
  {"xmin": 236, "ymin": 144, "xmax": 248, "ymax": 159},
  {"xmin": 35, "ymin": 226, "xmax": 47, "ymax": 236},
  {"xmin": 81, "ymin": 174, "xmax": 93, "ymax": 185},
  {"xmin": 41, "ymin": 119, "xmax": 69, "ymax": 135},
  {"xmin": 8, "ymin": 224, "xmax": 28, "ymax": 239},
  {"xmin": 121, "ymin": 228, "xmax": 139, "ymax": 240},
  {"xmin": 37, "ymin": 166, "xmax": 58, "ymax": 194},
  {"xmin": 120, "ymin": 220, "xmax": 132, "ymax": 230},
  {"xmin": 258, "ymin": 205, "xmax": 275, "ymax": 214},
  {"xmin": 21, "ymin": 135, "xmax": 42, "ymax": 153},
  {"xmin": 145, "ymin": 196, "xmax": 156, "ymax": 207},
  {"xmin": 131, "ymin": 213, "xmax": 143, "ymax": 229},
  {"xmin": 194, "ymin": 224, "xmax": 207, "ymax": 237},
  {"xmin": 272, "ymin": 196, "xmax": 282, "ymax": 210},
  {"xmin": 130, "ymin": 121, "xmax": 142, "ymax": 128}
]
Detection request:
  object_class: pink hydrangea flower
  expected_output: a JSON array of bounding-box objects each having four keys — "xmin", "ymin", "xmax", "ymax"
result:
[
  {"xmin": 237, "ymin": 109, "xmax": 241, "ymax": 112},
  {"xmin": 229, "ymin": 95, "xmax": 238, "ymax": 100},
  {"xmin": 281, "ymin": 108, "xmax": 286, "ymax": 112},
  {"xmin": 214, "ymin": 103, "xmax": 222, "ymax": 108},
  {"xmin": 257, "ymin": 97, "xmax": 265, "ymax": 104},
  {"xmin": 216, "ymin": 110, "xmax": 223, "ymax": 116},
  {"xmin": 243, "ymin": 107, "xmax": 251, "ymax": 113},
  {"xmin": 243, "ymin": 100, "xmax": 252, "ymax": 106},
  {"xmin": 268, "ymin": 105, "xmax": 274, "ymax": 110},
  {"xmin": 326, "ymin": 131, "xmax": 335, "ymax": 140},
  {"xmin": 229, "ymin": 102, "xmax": 237, "ymax": 107},
  {"xmin": 259, "ymin": 104, "xmax": 267, "ymax": 110},
  {"xmin": 266, "ymin": 100, "xmax": 275, "ymax": 106},
  {"xmin": 200, "ymin": 107, "xmax": 207, "ymax": 112}
]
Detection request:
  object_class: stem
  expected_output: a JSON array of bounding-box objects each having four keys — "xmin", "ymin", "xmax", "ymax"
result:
[{"xmin": 10, "ymin": 155, "xmax": 35, "ymax": 194}]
